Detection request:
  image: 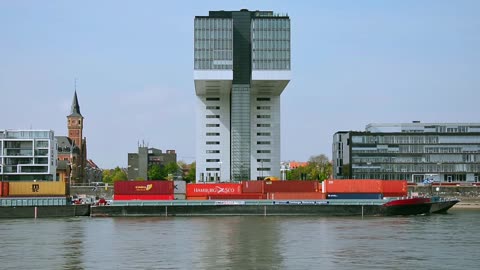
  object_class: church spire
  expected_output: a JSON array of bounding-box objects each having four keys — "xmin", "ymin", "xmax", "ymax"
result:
[{"xmin": 69, "ymin": 91, "xmax": 82, "ymax": 117}]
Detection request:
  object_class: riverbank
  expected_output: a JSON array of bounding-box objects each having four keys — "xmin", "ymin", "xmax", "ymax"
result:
[{"xmin": 451, "ymin": 198, "xmax": 480, "ymax": 209}]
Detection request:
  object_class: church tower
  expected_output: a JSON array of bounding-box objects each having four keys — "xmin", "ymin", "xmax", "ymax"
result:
[
  {"xmin": 67, "ymin": 91, "xmax": 87, "ymax": 183},
  {"xmin": 67, "ymin": 91, "xmax": 83, "ymax": 149}
]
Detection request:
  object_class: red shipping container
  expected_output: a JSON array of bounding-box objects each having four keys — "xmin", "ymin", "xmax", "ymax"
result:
[
  {"xmin": 208, "ymin": 193, "xmax": 266, "ymax": 200},
  {"xmin": 1, "ymin": 182, "xmax": 9, "ymax": 197},
  {"xmin": 382, "ymin": 180, "xmax": 408, "ymax": 197},
  {"xmin": 324, "ymin": 179, "xmax": 383, "ymax": 194},
  {"xmin": 242, "ymin": 181, "xmax": 264, "ymax": 193},
  {"xmin": 263, "ymin": 181, "xmax": 319, "ymax": 193},
  {"xmin": 114, "ymin": 194, "xmax": 174, "ymax": 200},
  {"xmin": 187, "ymin": 196, "xmax": 208, "ymax": 200},
  {"xmin": 186, "ymin": 183, "xmax": 242, "ymax": 196},
  {"xmin": 114, "ymin": 181, "xmax": 174, "ymax": 195},
  {"xmin": 267, "ymin": 192, "xmax": 326, "ymax": 200}
]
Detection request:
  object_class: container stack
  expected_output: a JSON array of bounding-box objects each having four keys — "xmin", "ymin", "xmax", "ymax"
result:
[
  {"xmin": 114, "ymin": 181, "xmax": 174, "ymax": 200},
  {"xmin": 263, "ymin": 180, "xmax": 324, "ymax": 200},
  {"xmin": 322, "ymin": 179, "xmax": 408, "ymax": 199},
  {"xmin": 186, "ymin": 183, "xmax": 243, "ymax": 200},
  {"xmin": 0, "ymin": 181, "xmax": 70, "ymax": 205}
]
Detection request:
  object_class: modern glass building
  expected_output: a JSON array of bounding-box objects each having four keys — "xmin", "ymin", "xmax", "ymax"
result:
[
  {"xmin": 194, "ymin": 9, "xmax": 291, "ymax": 182},
  {"xmin": 333, "ymin": 122, "xmax": 480, "ymax": 183},
  {"xmin": 0, "ymin": 130, "xmax": 57, "ymax": 181}
]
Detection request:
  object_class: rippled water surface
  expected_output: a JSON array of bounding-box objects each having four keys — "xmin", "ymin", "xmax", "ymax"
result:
[{"xmin": 0, "ymin": 209, "xmax": 479, "ymax": 270}]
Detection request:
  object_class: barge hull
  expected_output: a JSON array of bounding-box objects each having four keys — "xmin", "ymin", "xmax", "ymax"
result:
[
  {"xmin": 0, "ymin": 205, "xmax": 90, "ymax": 218},
  {"xmin": 91, "ymin": 204, "xmax": 385, "ymax": 217}
]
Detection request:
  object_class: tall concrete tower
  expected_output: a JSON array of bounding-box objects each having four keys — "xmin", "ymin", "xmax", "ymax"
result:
[{"xmin": 194, "ymin": 10, "xmax": 291, "ymax": 182}]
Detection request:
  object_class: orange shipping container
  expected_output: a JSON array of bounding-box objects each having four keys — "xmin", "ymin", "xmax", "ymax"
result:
[
  {"xmin": 7, "ymin": 181, "xmax": 68, "ymax": 197},
  {"xmin": 267, "ymin": 192, "xmax": 326, "ymax": 200},
  {"xmin": 187, "ymin": 196, "xmax": 208, "ymax": 200},
  {"xmin": 264, "ymin": 181, "xmax": 319, "ymax": 193},
  {"xmin": 242, "ymin": 181, "xmax": 264, "ymax": 193},
  {"xmin": 187, "ymin": 183, "xmax": 242, "ymax": 197},
  {"xmin": 382, "ymin": 180, "xmax": 408, "ymax": 197},
  {"xmin": 323, "ymin": 179, "xmax": 383, "ymax": 194}
]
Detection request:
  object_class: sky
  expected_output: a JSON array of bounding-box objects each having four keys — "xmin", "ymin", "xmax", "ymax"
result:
[{"xmin": 1, "ymin": 0, "xmax": 479, "ymax": 169}]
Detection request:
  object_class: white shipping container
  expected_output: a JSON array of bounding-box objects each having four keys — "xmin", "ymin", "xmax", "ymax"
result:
[{"xmin": 174, "ymin": 181, "xmax": 186, "ymax": 194}]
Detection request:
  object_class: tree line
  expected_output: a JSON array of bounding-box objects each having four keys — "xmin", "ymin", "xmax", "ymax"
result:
[{"xmin": 101, "ymin": 154, "xmax": 331, "ymax": 183}]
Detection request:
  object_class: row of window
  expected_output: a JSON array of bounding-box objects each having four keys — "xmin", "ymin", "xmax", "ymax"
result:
[
  {"xmin": 206, "ymin": 132, "xmax": 270, "ymax": 137},
  {"xmin": 207, "ymin": 141, "xmax": 272, "ymax": 145},
  {"xmin": 207, "ymin": 106, "xmax": 270, "ymax": 111},
  {"xmin": 205, "ymin": 97, "xmax": 270, "ymax": 102}
]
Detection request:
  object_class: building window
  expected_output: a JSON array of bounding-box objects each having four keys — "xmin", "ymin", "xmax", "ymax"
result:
[
  {"xmin": 206, "ymin": 168, "xmax": 220, "ymax": 171},
  {"xmin": 206, "ymin": 115, "xmax": 220, "ymax": 118},
  {"xmin": 206, "ymin": 97, "xmax": 220, "ymax": 101},
  {"xmin": 257, "ymin": 123, "xmax": 271, "ymax": 127},
  {"xmin": 257, "ymin": 106, "xmax": 271, "ymax": 110},
  {"xmin": 206, "ymin": 150, "xmax": 220, "ymax": 153},
  {"xmin": 257, "ymin": 168, "xmax": 270, "ymax": 171},
  {"xmin": 257, "ymin": 141, "xmax": 271, "ymax": 145},
  {"xmin": 206, "ymin": 132, "xmax": 220, "ymax": 136},
  {"xmin": 257, "ymin": 115, "xmax": 271, "ymax": 119},
  {"xmin": 257, "ymin": 150, "xmax": 271, "ymax": 153},
  {"xmin": 206, "ymin": 124, "xmax": 220, "ymax": 127},
  {"xmin": 257, "ymin": 132, "xmax": 271, "ymax": 136},
  {"xmin": 206, "ymin": 159, "xmax": 220, "ymax": 162},
  {"xmin": 257, "ymin": 97, "xmax": 270, "ymax": 101},
  {"xmin": 257, "ymin": 159, "xmax": 271, "ymax": 162},
  {"xmin": 206, "ymin": 106, "xmax": 220, "ymax": 110},
  {"xmin": 206, "ymin": 141, "xmax": 220, "ymax": 145}
]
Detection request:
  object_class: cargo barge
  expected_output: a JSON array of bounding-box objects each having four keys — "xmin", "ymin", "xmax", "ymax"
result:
[
  {"xmin": 90, "ymin": 180, "xmax": 458, "ymax": 217},
  {"xmin": 0, "ymin": 181, "xmax": 91, "ymax": 218}
]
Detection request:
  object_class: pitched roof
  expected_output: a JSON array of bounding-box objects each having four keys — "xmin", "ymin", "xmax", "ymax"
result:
[
  {"xmin": 68, "ymin": 91, "xmax": 82, "ymax": 117},
  {"xmin": 55, "ymin": 136, "xmax": 79, "ymax": 154}
]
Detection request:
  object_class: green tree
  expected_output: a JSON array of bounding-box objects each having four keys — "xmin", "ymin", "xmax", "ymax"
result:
[
  {"xmin": 148, "ymin": 164, "xmax": 165, "ymax": 180},
  {"xmin": 286, "ymin": 154, "xmax": 332, "ymax": 181},
  {"xmin": 307, "ymin": 154, "xmax": 332, "ymax": 181},
  {"xmin": 102, "ymin": 169, "xmax": 113, "ymax": 184},
  {"xmin": 112, "ymin": 167, "xmax": 127, "ymax": 182},
  {"xmin": 184, "ymin": 162, "xmax": 196, "ymax": 183}
]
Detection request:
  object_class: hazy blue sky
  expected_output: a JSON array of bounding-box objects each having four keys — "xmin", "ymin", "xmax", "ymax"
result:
[{"xmin": 1, "ymin": 0, "xmax": 479, "ymax": 169}]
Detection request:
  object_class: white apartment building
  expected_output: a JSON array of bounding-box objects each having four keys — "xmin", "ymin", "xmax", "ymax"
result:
[{"xmin": 0, "ymin": 130, "xmax": 57, "ymax": 181}]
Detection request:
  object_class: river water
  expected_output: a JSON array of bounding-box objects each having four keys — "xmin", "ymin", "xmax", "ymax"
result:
[{"xmin": 0, "ymin": 209, "xmax": 478, "ymax": 270}]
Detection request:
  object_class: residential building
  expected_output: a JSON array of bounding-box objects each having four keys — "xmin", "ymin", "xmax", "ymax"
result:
[
  {"xmin": 333, "ymin": 122, "xmax": 480, "ymax": 182},
  {"xmin": 0, "ymin": 130, "xmax": 57, "ymax": 181},
  {"xmin": 194, "ymin": 9, "xmax": 291, "ymax": 182},
  {"xmin": 127, "ymin": 146, "xmax": 177, "ymax": 180}
]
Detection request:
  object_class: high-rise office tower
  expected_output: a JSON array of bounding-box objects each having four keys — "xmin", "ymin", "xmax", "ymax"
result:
[{"xmin": 194, "ymin": 10, "xmax": 291, "ymax": 182}]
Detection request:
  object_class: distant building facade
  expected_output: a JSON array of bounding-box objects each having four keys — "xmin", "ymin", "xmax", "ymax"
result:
[
  {"xmin": 55, "ymin": 91, "xmax": 94, "ymax": 185},
  {"xmin": 194, "ymin": 9, "xmax": 291, "ymax": 182},
  {"xmin": 333, "ymin": 122, "xmax": 480, "ymax": 182},
  {"xmin": 0, "ymin": 130, "xmax": 57, "ymax": 181},
  {"xmin": 127, "ymin": 146, "xmax": 177, "ymax": 180}
]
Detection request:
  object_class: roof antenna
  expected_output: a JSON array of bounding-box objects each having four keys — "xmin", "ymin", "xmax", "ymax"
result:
[{"xmin": 74, "ymin": 77, "xmax": 78, "ymax": 91}]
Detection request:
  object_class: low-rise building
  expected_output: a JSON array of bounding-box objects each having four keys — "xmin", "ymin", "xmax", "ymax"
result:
[
  {"xmin": 333, "ymin": 122, "xmax": 480, "ymax": 182},
  {"xmin": 127, "ymin": 146, "xmax": 177, "ymax": 180}
]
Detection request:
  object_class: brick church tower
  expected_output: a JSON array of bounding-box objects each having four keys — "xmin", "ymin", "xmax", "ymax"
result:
[{"xmin": 67, "ymin": 91, "xmax": 87, "ymax": 183}]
